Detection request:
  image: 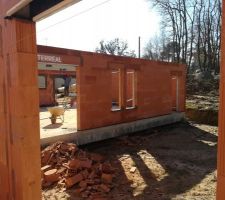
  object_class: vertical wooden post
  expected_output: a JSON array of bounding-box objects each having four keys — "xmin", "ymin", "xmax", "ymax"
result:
[
  {"xmin": 217, "ymin": 0, "xmax": 225, "ymax": 199},
  {"xmin": 0, "ymin": 15, "xmax": 10, "ymax": 200},
  {"xmin": 0, "ymin": 17, "xmax": 41, "ymax": 199}
]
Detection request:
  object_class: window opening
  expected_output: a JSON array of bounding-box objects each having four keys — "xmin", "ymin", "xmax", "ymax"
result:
[
  {"xmin": 126, "ymin": 69, "xmax": 136, "ymax": 109},
  {"xmin": 171, "ymin": 76, "xmax": 179, "ymax": 111},
  {"xmin": 111, "ymin": 69, "xmax": 121, "ymax": 111},
  {"xmin": 38, "ymin": 75, "xmax": 47, "ymax": 89}
]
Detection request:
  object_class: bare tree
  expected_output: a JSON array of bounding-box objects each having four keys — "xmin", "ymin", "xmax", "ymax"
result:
[
  {"xmin": 96, "ymin": 38, "xmax": 136, "ymax": 57},
  {"xmin": 143, "ymin": 34, "xmax": 164, "ymax": 60},
  {"xmin": 148, "ymin": 0, "xmax": 222, "ymax": 74}
]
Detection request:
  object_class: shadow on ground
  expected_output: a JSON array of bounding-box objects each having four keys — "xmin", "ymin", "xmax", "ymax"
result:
[
  {"xmin": 83, "ymin": 122, "xmax": 217, "ymax": 200},
  {"xmin": 43, "ymin": 123, "xmax": 63, "ymax": 129}
]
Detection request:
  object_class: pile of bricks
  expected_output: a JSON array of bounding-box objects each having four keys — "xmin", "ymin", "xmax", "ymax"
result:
[{"xmin": 41, "ymin": 142, "xmax": 115, "ymax": 199}]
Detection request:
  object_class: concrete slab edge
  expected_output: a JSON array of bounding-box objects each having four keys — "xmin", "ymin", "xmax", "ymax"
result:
[{"xmin": 41, "ymin": 112, "xmax": 185, "ymax": 147}]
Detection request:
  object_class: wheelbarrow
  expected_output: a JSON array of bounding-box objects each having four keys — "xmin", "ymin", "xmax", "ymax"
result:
[{"xmin": 48, "ymin": 106, "xmax": 65, "ymax": 124}]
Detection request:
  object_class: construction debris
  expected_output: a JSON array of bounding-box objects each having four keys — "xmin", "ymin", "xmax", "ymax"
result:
[{"xmin": 41, "ymin": 142, "xmax": 115, "ymax": 199}]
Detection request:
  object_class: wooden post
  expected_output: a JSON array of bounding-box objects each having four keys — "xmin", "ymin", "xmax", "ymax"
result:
[
  {"xmin": 217, "ymin": 0, "xmax": 225, "ymax": 199},
  {"xmin": 0, "ymin": 17, "xmax": 41, "ymax": 199}
]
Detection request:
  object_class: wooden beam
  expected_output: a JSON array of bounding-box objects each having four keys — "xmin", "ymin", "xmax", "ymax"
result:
[
  {"xmin": 6, "ymin": 0, "xmax": 32, "ymax": 17},
  {"xmin": 32, "ymin": 0, "xmax": 81, "ymax": 21},
  {"xmin": 0, "ymin": 15, "xmax": 41, "ymax": 199},
  {"xmin": 217, "ymin": 0, "xmax": 225, "ymax": 199}
]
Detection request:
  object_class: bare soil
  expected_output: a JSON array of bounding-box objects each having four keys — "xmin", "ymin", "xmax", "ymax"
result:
[
  {"xmin": 186, "ymin": 94, "xmax": 219, "ymax": 126},
  {"xmin": 42, "ymin": 122, "xmax": 217, "ymax": 200}
]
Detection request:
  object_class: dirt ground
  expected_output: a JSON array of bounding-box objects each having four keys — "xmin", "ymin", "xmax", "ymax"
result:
[
  {"xmin": 186, "ymin": 94, "xmax": 219, "ymax": 126},
  {"xmin": 42, "ymin": 121, "xmax": 217, "ymax": 200}
]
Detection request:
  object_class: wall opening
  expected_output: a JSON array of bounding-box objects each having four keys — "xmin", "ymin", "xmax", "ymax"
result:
[
  {"xmin": 38, "ymin": 63, "xmax": 78, "ymax": 138},
  {"xmin": 126, "ymin": 69, "xmax": 136, "ymax": 109},
  {"xmin": 111, "ymin": 69, "xmax": 121, "ymax": 111},
  {"xmin": 171, "ymin": 76, "xmax": 179, "ymax": 111},
  {"xmin": 38, "ymin": 75, "xmax": 47, "ymax": 89}
]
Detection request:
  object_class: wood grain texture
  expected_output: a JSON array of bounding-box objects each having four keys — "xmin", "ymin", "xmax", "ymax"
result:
[
  {"xmin": 217, "ymin": 0, "xmax": 225, "ymax": 199},
  {"xmin": 0, "ymin": 16, "xmax": 41, "ymax": 200}
]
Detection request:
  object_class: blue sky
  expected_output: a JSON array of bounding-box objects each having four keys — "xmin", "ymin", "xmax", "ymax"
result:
[{"xmin": 36, "ymin": 0, "xmax": 160, "ymax": 55}]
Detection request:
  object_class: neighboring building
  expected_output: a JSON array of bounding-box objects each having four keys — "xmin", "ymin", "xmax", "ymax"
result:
[{"xmin": 37, "ymin": 45, "xmax": 77, "ymax": 106}]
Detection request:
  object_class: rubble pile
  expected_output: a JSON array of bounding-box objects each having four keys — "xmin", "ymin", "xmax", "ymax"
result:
[{"xmin": 41, "ymin": 142, "xmax": 115, "ymax": 199}]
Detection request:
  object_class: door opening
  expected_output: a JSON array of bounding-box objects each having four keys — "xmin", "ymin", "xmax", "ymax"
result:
[
  {"xmin": 171, "ymin": 76, "xmax": 179, "ymax": 111},
  {"xmin": 39, "ymin": 64, "xmax": 78, "ymax": 139}
]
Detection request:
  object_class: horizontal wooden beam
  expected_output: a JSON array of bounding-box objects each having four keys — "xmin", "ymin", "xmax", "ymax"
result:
[
  {"xmin": 5, "ymin": 0, "xmax": 81, "ymax": 21},
  {"xmin": 32, "ymin": 0, "xmax": 81, "ymax": 22}
]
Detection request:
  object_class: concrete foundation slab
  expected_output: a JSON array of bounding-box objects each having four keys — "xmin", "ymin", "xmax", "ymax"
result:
[{"xmin": 41, "ymin": 112, "xmax": 185, "ymax": 147}]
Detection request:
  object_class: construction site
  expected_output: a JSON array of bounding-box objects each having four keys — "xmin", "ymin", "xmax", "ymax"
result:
[{"xmin": 0, "ymin": 1, "xmax": 225, "ymax": 200}]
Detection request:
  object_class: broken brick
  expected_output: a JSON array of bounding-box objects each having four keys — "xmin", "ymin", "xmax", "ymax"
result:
[
  {"xmin": 86, "ymin": 180, "xmax": 95, "ymax": 186},
  {"xmin": 73, "ymin": 188, "xmax": 82, "ymax": 196},
  {"xmin": 44, "ymin": 169, "xmax": 59, "ymax": 183},
  {"xmin": 57, "ymin": 167, "xmax": 66, "ymax": 175},
  {"xmin": 41, "ymin": 150, "xmax": 52, "ymax": 165},
  {"xmin": 80, "ymin": 159, "xmax": 92, "ymax": 169},
  {"xmin": 41, "ymin": 165, "xmax": 52, "ymax": 177},
  {"xmin": 68, "ymin": 159, "xmax": 80, "ymax": 169},
  {"xmin": 65, "ymin": 173, "xmax": 83, "ymax": 188},
  {"xmin": 81, "ymin": 169, "xmax": 89, "ymax": 179},
  {"xmin": 100, "ymin": 184, "xmax": 110, "ymax": 193},
  {"xmin": 101, "ymin": 163, "xmax": 114, "ymax": 174},
  {"xmin": 60, "ymin": 143, "xmax": 71, "ymax": 151},
  {"xmin": 94, "ymin": 178, "xmax": 101, "ymax": 185},
  {"xmin": 91, "ymin": 153, "xmax": 104, "ymax": 162},
  {"xmin": 89, "ymin": 170, "xmax": 97, "ymax": 179},
  {"xmin": 81, "ymin": 191, "xmax": 90, "ymax": 198},
  {"xmin": 42, "ymin": 180, "xmax": 53, "ymax": 188},
  {"xmin": 79, "ymin": 180, "xmax": 87, "ymax": 189},
  {"xmin": 101, "ymin": 174, "xmax": 112, "ymax": 184},
  {"xmin": 90, "ymin": 192, "xmax": 108, "ymax": 200},
  {"xmin": 41, "ymin": 142, "xmax": 115, "ymax": 199}
]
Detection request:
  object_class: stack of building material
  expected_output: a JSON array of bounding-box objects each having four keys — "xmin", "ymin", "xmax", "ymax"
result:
[{"xmin": 41, "ymin": 142, "xmax": 115, "ymax": 199}]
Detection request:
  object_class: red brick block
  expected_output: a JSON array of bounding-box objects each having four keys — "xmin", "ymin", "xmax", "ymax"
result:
[
  {"xmin": 44, "ymin": 169, "xmax": 59, "ymax": 183},
  {"xmin": 100, "ymin": 184, "xmax": 110, "ymax": 193},
  {"xmin": 80, "ymin": 159, "xmax": 92, "ymax": 169},
  {"xmin": 79, "ymin": 180, "xmax": 87, "ymax": 189},
  {"xmin": 65, "ymin": 173, "xmax": 83, "ymax": 188},
  {"xmin": 68, "ymin": 159, "xmax": 80, "ymax": 169},
  {"xmin": 81, "ymin": 169, "xmax": 89, "ymax": 179},
  {"xmin": 91, "ymin": 153, "xmax": 104, "ymax": 162},
  {"xmin": 101, "ymin": 173, "xmax": 112, "ymax": 184},
  {"xmin": 41, "ymin": 165, "xmax": 52, "ymax": 177}
]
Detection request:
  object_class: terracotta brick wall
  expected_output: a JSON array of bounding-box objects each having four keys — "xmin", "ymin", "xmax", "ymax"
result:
[
  {"xmin": 38, "ymin": 69, "xmax": 76, "ymax": 106},
  {"xmin": 37, "ymin": 46, "xmax": 185, "ymax": 131},
  {"xmin": 77, "ymin": 52, "xmax": 186, "ymax": 130},
  {"xmin": 39, "ymin": 74, "xmax": 55, "ymax": 106}
]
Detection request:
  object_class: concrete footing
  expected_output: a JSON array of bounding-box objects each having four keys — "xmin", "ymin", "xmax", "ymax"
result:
[{"xmin": 41, "ymin": 112, "xmax": 185, "ymax": 147}]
